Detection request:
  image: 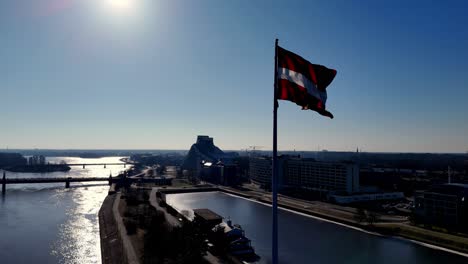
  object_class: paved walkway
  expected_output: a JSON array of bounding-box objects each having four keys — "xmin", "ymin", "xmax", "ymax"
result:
[{"xmin": 149, "ymin": 188, "xmax": 182, "ymax": 227}]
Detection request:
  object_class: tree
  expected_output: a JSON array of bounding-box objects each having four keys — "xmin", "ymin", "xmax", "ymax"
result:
[
  {"xmin": 367, "ymin": 211, "xmax": 380, "ymax": 226},
  {"xmin": 354, "ymin": 208, "xmax": 367, "ymax": 224},
  {"xmin": 143, "ymin": 214, "xmax": 207, "ymax": 263},
  {"xmin": 408, "ymin": 212, "xmax": 416, "ymax": 225}
]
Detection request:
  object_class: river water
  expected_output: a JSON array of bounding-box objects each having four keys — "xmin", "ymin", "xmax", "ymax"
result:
[
  {"xmin": 0, "ymin": 157, "xmax": 130, "ymax": 264},
  {"xmin": 166, "ymin": 192, "xmax": 468, "ymax": 264}
]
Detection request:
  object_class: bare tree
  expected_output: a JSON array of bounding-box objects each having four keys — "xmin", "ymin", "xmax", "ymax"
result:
[
  {"xmin": 367, "ymin": 211, "xmax": 380, "ymax": 226},
  {"xmin": 354, "ymin": 208, "xmax": 367, "ymax": 223}
]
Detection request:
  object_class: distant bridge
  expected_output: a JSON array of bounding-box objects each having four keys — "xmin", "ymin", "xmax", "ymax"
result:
[
  {"xmin": 67, "ymin": 163, "xmax": 128, "ymax": 166},
  {"xmin": 3, "ymin": 177, "xmax": 115, "ymax": 185},
  {"xmin": 1, "ymin": 172, "xmax": 172, "ymax": 193},
  {"xmin": 51, "ymin": 163, "xmax": 130, "ymax": 168},
  {"xmin": 1, "ymin": 174, "xmax": 116, "ymax": 192}
]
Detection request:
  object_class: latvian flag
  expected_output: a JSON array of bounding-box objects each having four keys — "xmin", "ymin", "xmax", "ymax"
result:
[{"xmin": 277, "ymin": 46, "xmax": 337, "ymax": 118}]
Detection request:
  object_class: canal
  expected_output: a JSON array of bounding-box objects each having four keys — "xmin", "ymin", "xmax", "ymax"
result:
[{"xmin": 166, "ymin": 191, "xmax": 468, "ymax": 264}]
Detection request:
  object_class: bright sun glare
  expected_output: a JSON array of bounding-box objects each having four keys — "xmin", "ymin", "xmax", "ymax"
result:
[{"xmin": 106, "ymin": 0, "xmax": 134, "ymax": 14}]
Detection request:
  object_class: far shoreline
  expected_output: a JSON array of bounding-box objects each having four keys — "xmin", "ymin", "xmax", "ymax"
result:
[{"xmin": 3, "ymin": 164, "xmax": 71, "ymax": 173}]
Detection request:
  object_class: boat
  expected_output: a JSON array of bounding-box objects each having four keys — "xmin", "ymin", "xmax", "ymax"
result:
[{"xmin": 212, "ymin": 219, "xmax": 258, "ymax": 258}]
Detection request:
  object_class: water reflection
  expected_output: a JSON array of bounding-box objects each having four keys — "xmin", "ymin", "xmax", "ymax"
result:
[
  {"xmin": 53, "ymin": 187, "xmax": 106, "ymax": 264},
  {"xmin": 0, "ymin": 157, "xmax": 130, "ymax": 264}
]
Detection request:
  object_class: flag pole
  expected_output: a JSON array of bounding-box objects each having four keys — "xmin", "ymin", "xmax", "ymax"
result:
[{"xmin": 272, "ymin": 38, "xmax": 279, "ymax": 264}]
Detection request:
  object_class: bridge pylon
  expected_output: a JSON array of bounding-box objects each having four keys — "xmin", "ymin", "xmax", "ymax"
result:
[
  {"xmin": 2, "ymin": 171, "xmax": 5, "ymax": 193},
  {"xmin": 65, "ymin": 177, "xmax": 71, "ymax": 188}
]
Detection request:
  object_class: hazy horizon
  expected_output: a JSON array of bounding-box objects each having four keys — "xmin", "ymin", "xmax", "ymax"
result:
[
  {"xmin": 2, "ymin": 0, "xmax": 468, "ymax": 152},
  {"xmin": 1, "ymin": 147, "xmax": 467, "ymax": 155}
]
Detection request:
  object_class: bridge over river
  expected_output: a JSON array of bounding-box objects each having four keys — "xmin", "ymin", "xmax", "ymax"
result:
[
  {"xmin": 1, "ymin": 171, "xmax": 116, "ymax": 192},
  {"xmin": 1, "ymin": 171, "xmax": 172, "ymax": 193},
  {"xmin": 66, "ymin": 162, "xmax": 130, "ymax": 168}
]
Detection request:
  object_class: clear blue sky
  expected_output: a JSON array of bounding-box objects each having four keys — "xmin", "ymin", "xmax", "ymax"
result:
[{"xmin": 1, "ymin": 0, "xmax": 468, "ymax": 152}]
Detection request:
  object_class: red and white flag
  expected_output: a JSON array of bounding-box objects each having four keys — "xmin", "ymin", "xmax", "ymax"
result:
[{"xmin": 276, "ymin": 46, "xmax": 337, "ymax": 118}]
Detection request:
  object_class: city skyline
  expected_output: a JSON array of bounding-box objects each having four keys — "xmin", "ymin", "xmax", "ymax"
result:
[{"xmin": 2, "ymin": 0, "xmax": 468, "ymax": 152}]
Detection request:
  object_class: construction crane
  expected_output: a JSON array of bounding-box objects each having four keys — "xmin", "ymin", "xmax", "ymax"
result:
[
  {"xmin": 249, "ymin": 146, "xmax": 263, "ymax": 151},
  {"xmin": 247, "ymin": 146, "xmax": 264, "ymax": 157}
]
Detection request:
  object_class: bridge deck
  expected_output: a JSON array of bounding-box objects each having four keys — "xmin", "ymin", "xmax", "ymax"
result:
[
  {"xmin": 66, "ymin": 163, "xmax": 128, "ymax": 166},
  {"xmin": 3, "ymin": 177, "xmax": 171, "ymax": 184},
  {"xmin": 4, "ymin": 177, "xmax": 115, "ymax": 184}
]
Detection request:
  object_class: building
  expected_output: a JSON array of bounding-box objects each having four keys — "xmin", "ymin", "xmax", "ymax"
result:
[
  {"xmin": 182, "ymin": 135, "xmax": 238, "ymax": 176},
  {"xmin": 249, "ymin": 156, "xmax": 359, "ymax": 194},
  {"xmin": 28, "ymin": 155, "xmax": 46, "ymax": 166},
  {"xmin": 249, "ymin": 156, "xmax": 272, "ymax": 188},
  {"xmin": 414, "ymin": 184, "xmax": 468, "ymax": 231},
  {"xmin": 200, "ymin": 161, "xmax": 239, "ymax": 186},
  {"xmin": 284, "ymin": 158, "xmax": 359, "ymax": 194},
  {"xmin": 39, "ymin": 155, "xmax": 46, "ymax": 165},
  {"xmin": 249, "ymin": 156, "xmax": 290, "ymax": 190},
  {"xmin": 193, "ymin": 208, "xmax": 223, "ymax": 231}
]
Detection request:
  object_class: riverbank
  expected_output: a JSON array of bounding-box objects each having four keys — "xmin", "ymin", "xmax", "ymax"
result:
[
  {"xmin": 4, "ymin": 164, "xmax": 71, "ymax": 173},
  {"xmin": 218, "ymin": 186, "xmax": 468, "ymax": 257},
  {"xmin": 99, "ymin": 193, "xmax": 125, "ymax": 264}
]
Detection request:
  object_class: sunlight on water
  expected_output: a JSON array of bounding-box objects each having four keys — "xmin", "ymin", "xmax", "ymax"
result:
[
  {"xmin": 52, "ymin": 187, "xmax": 107, "ymax": 264},
  {"xmin": 0, "ymin": 157, "xmax": 131, "ymax": 264}
]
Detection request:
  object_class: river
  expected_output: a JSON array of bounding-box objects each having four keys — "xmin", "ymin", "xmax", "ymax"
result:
[
  {"xmin": 0, "ymin": 157, "xmax": 130, "ymax": 264},
  {"xmin": 165, "ymin": 192, "xmax": 468, "ymax": 264}
]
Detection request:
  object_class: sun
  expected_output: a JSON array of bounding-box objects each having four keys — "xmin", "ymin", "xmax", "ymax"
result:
[
  {"xmin": 105, "ymin": 0, "xmax": 134, "ymax": 14},
  {"xmin": 97, "ymin": 0, "xmax": 143, "ymax": 28}
]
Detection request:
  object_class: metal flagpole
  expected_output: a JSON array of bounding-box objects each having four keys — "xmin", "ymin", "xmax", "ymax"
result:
[{"xmin": 272, "ymin": 38, "xmax": 279, "ymax": 264}]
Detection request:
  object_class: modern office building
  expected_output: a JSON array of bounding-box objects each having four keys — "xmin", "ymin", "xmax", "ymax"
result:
[
  {"xmin": 249, "ymin": 156, "xmax": 359, "ymax": 194},
  {"xmin": 200, "ymin": 161, "xmax": 239, "ymax": 186},
  {"xmin": 28, "ymin": 155, "xmax": 46, "ymax": 166},
  {"xmin": 284, "ymin": 158, "xmax": 359, "ymax": 194},
  {"xmin": 249, "ymin": 156, "xmax": 271, "ymax": 188},
  {"xmin": 414, "ymin": 184, "xmax": 468, "ymax": 231},
  {"xmin": 39, "ymin": 155, "xmax": 46, "ymax": 165},
  {"xmin": 249, "ymin": 156, "xmax": 289, "ymax": 190}
]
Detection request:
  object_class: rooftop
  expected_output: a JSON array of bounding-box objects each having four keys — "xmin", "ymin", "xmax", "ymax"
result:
[{"xmin": 193, "ymin": 208, "xmax": 223, "ymax": 222}]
